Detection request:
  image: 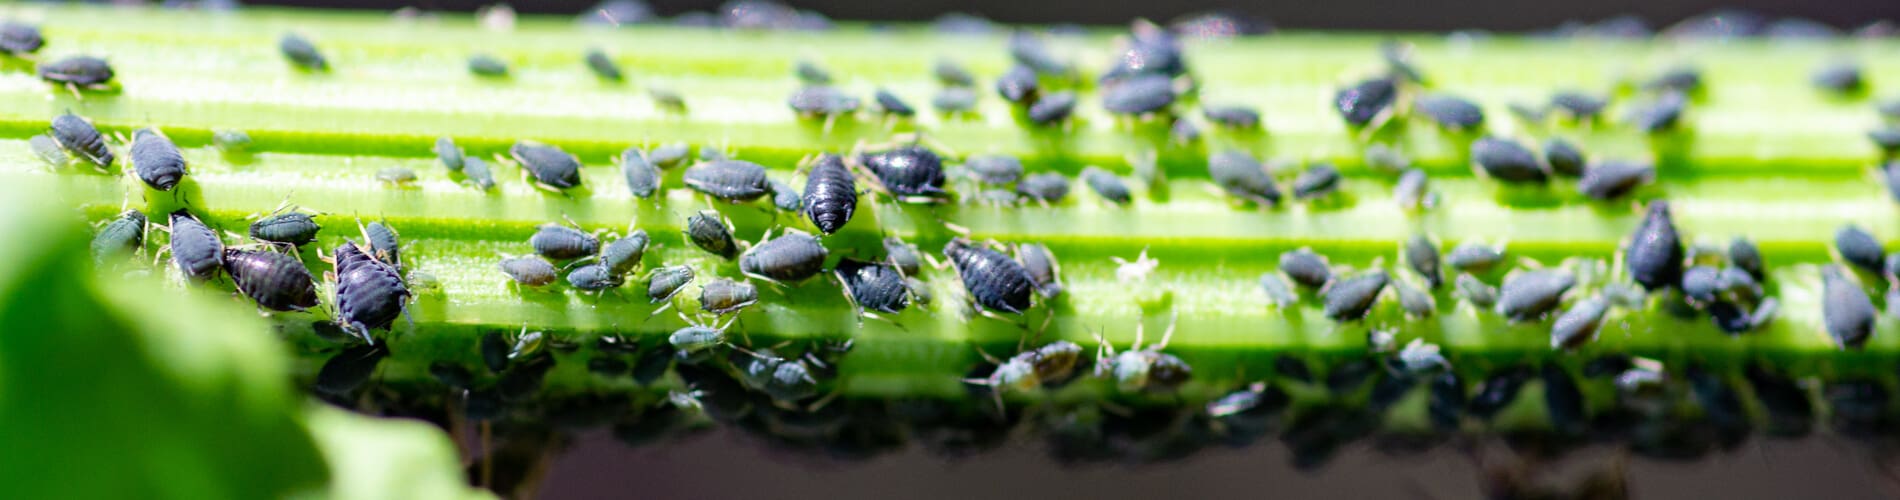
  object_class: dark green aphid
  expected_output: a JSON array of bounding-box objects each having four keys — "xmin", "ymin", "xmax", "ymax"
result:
[
  {"xmin": 860, "ymin": 145, "xmax": 948, "ymax": 201},
  {"xmin": 168, "ymin": 210, "xmax": 224, "ymax": 282},
  {"xmin": 994, "ymin": 64, "xmax": 1038, "ymax": 104},
  {"xmin": 1457, "ymin": 273, "xmax": 1498, "ymax": 307},
  {"xmin": 461, "ymin": 157, "xmax": 495, "ymax": 190},
  {"xmin": 213, "ymin": 130, "xmax": 252, "ymax": 153},
  {"xmin": 964, "ymin": 154, "xmax": 1023, "ymax": 185},
  {"xmin": 1207, "ymin": 149, "xmax": 1280, "ymax": 205},
  {"xmin": 530, "ymin": 223, "xmax": 600, "ymax": 260},
  {"xmin": 768, "ymin": 180, "xmax": 800, "ymax": 212},
  {"xmin": 1290, "ymin": 163, "xmax": 1341, "ymax": 199},
  {"xmin": 874, "ymin": 89, "xmax": 915, "ymax": 117},
  {"xmin": 434, "ymin": 136, "xmax": 464, "ymax": 171},
  {"xmin": 944, "ymin": 238, "xmax": 1036, "ymax": 314},
  {"xmin": 932, "ymin": 87, "xmax": 978, "ymax": 113},
  {"xmin": 646, "ymin": 265, "xmax": 694, "ymax": 303},
  {"xmin": 649, "ymin": 143, "xmax": 690, "ymax": 169},
  {"xmin": 249, "ymin": 212, "xmax": 320, "ymax": 246},
  {"xmin": 1414, "ymin": 93, "xmax": 1485, "ymax": 131},
  {"xmin": 92, "ymin": 210, "xmax": 147, "ymax": 262},
  {"xmin": 467, "ymin": 54, "xmax": 510, "ymax": 77},
  {"xmin": 1822, "ymin": 265, "xmax": 1875, "ymax": 349},
  {"xmin": 698, "ymin": 278, "xmax": 758, "ymax": 315},
  {"xmin": 883, "ymin": 237, "xmax": 922, "ymax": 277},
  {"xmin": 1548, "ymin": 91, "xmax": 1607, "ymax": 120},
  {"xmin": 363, "ymin": 221, "xmax": 401, "ymax": 269},
  {"xmin": 1323, "ymin": 270, "xmax": 1387, "ymax": 321},
  {"xmin": 1016, "ymin": 172, "xmax": 1070, "ymax": 203},
  {"xmin": 601, "ymin": 230, "xmax": 648, "ymax": 277},
  {"xmin": 685, "ymin": 210, "xmax": 739, "ymax": 259},
  {"xmin": 1258, "ymin": 272, "xmax": 1297, "ymax": 306},
  {"xmin": 1627, "ymin": 90, "xmax": 1687, "ymax": 132},
  {"xmin": 1404, "ymin": 234, "xmax": 1441, "ymax": 288},
  {"xmin": 51, "ymin": 113, "xmax": 113, "ymax": 169},
  {"xmin": 740, "ymin": 230, "xmax": 828, "ymax": 283},
  {"xmin": 510, "ymin": 141, "xmax": 583, "ymax": 190},
  {"xmin": 584, "ymin": 48, "xmax": 623, "ymax": 81},
  {"xmin": 1810, "ymin": 60, "xmax": 1864, "ymax": 94},
  {"xmin": 1543, "ymin": 137, "xmax": 1585, "ymax": 177},
  {"xmin": 835, "ymin": 258, "xmax": 909, "ymax": 315},
  {"xmin": 1497, "ymin": 269, "xmax": 1575, "ymax": 321},
  {"xmin": 1335, "ymin": 77, "xmax": 1396, "ymax": 127},
  {"xmin": 29, "ymin": 134, "xmax": 68, "ymax": 167},
  {"xmin": 620, "ymin": 147, "xmax": 660, "ymax": 199},
  {"xmin": 793, "ymin": 59, "xmax": 832, "ymax": 84},
  {"xmin": 333, "ymin": 242, "xmax": 409, "ymax": 336},
  {"xmin": 1, "ymin": 21, "xmax": 44, "ymax": 55},
  {"xmin": 1577, "ymin": 160, "xmax": 1653, "ymax": 200},
  {"xmin": 933, "ymin": 57, "xmax": 974, "ymax": 87},
  {"xmin": 499, "ymin": 256, "xmax": 557, "ymax": 287},
  {"xmin": 1394, "ymin": 168, "xmax": 1428, "ymax": 210},
  {"xmin": 222, "ymin": 248, "xmax": 320, "ymax": 311},
  {"xmin": 683, "ymin": 159, "xmax": 772, "ymax": 202},
  {"xmin": 1026, "ymin": 91, "xmax": 1077, "ymax": 124},
  {"xmin": 1868, "ymin": 127, "xmax": 1900, "ymax": 156},
  {"xmin": 566, "ymin": 263, "xmax": 623, "ymax": 291},
  {"xmin": 1202, "ymin": 105, "xmax": 1260, "ymax": 128},
  {"xmin": 1550, "ymin": 296, "xmax": 1608, "ymax": 349},
  {"xmin": 278, "ymin": 33, "xmax": 328, "ymax": 71},
  {"xmin": 787, "ymin": 85, "xmax": 859, "ymax": 116},
  {"xmin": 1080, "ymin": 166, "xmax": 1131, "ymax": 205},
  {"xmin": 1100, "ymin": 74, "xmax": 1175, "ymax": 115},
  {"xmin": 1445, "ymin": 241, "xmax": 1503, "ymax": 273},
  {"xmin": 1835, "ymin": 224, "xmax": 1885, "ymax": 274},
  {"xmin": 39, "ymin": 55, "xmax": 115, "ymax": 86},
  {"xmin": 801, "ymin": 153, "xmax": 856, "ymax": 234},
  {"xmin": 1279, "ymin": 249, "xmax": 1331, "ymax": 288},
  {"xmin": 1470, "ymin": 136, "xmax": 1546, "ymax": 183}
]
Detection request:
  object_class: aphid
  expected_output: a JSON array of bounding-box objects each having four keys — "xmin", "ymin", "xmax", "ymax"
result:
[
  {"xmin": 168, "ymin": 210, "xmax": 224, "ymax": 282},
  {"xmin": 1457, "ymin": 273, "xmax": 1499, "ymax": 307},
  {"xmin": 1718, "ymin": 267, "xmax": 1763, "ymax": 301},
  {"xmin": 1207, "ymin": 149, "xmax": 1281, "ymax": 205},
  {"xmin": 1202, "ymin": 105, "xmax": 1260, "ymax": 128},
  {"xmin": 1079, "ymin": 167, "xmax": 1131, "ymax": 205},
  {"xmin": 1171, "ymin": 118, "xmax": 1201, "ymax": 143},
  {"xmin": 1548, "ymin": 91, "xmax": 1607, "ymax": 121},
  {"xmin": 834, "ymin": 258, "xmax": 910, "ymax": 315},
  {"xmin": 1626, "ymin": 90, "xmax": 1687, "ymax": 133},
  {"xmin": 649, "ymin": 88, "xmax": 687, "ymax": 112},
  {"xmin": 646, "ymin": 265, "xmax": 695, "ymax": 303},
  {"xmin": 467, "ymin": 54, "xmax": 510, "ymax": 77},
  {"xmin": 685, "ymin": 210, "xmax": 739, "ymax": 259},
  {"xmin": 499, "ymin": 256, "xmax": 558, "ymax": 287},
  {"xmin": 683, "ymin": 159, "xmax": 772, "ymax": 202},
  {"xmin": 1093, "ymin": 319, "xmax": 1191, "ymax": 393},
  {"xmin": 649, "ymin": 143, "xmax": 690, "ymax": 169},
  {"xmin": 1404, "ymin": 234, "xmax": 1442, "ymax": 288},
  {"xmin": 1646, "ymin": 65, "xmax": 1702, "ymax": 93},
  {"xmin": 1290, "ymin": 163, "xmax": 1341, "ymax": 199},
  {"xmin": 0, "ymin": 21, "xmax": 44, "ymax": 55},
  {"xmin": 1016, "ymin": 172, "xmax": 1070, "ymax": 203},
  {"xmin": 40, "ymin": 55, "xmax": 115, "ymax": 87},
  {"xmin": 1322, "ymin": 270, "xmax": 1388, "ymax": 321},
  {"xmin": 599, "ymin": 230, "xmax": 648, "ymax": 277},
  {"xmin": 874, "ymin": 89, "xmax": 915, "ymax": 117},
  {"xmin": 933, "ymin": 57, "xmax": 974, "ymax": 87},
  {"xmin": 1550, "ymin": 296, "xmax": 1609, "ymax": 349},
  {"xmin": 1102, "ymin": 20, "xmax": 1185, "ymax": 81},
  {"xmin": 1866, "ymin": 127, "xmax": 1900, "ymax": 156},
  {"xmin": 529, "ymin": 223, "xmax": 599, "ymax": 261},
  {"xmin": 461, "ymin": 157, "xmax": 496, "ymax": 190},
  {"xmin": 1577, "ymin": 160, "xmax": 1653, "ymax": 200},
  {"xmin": 584, "ymin": 48, "xmax": 623, "ymax": 81},
  {"xmin": 1026, "ymin": 91, "xmax": 1077, "ymax": 124},
  {"xmin": 1822, "ymin": 265, "xmax": 1876, "ymax": 349},
  {"xmin": 1393, "ymin": 279, "xmax": 1435, "ymax": 318},
  {"xmin": 739, "ymin": 230, "xmax": 828, "ymax": 283},
  {"xmin": 1414, "ymin": 94, "xmax": 1485, "ymax": 131},
  {"xmin": 222, "ymin": 248, "xmax": 320, "ymax": 311},
  {"xmin": 1835, "ymin": 225, "xmax": 1885, "ymax": 273},
  {"xmin": 333, "ymin": 243, "xmax": 410, "ymax": 335},
  {"xmin": 1626, "ymin": 201, "xmax": 1684, "ymax": 291},
  {"xmin": 964, "ymin": 155, "xmax": 1024, "ymax": 185},
  {"xmin": 375, "ymin": 167, "xmax": 416, "ymax": 184},
  {"xmin": 434, "ymin": 136, "xmax": 464, "ymax": 172},
  {"xmin": 883, "ymin": 237, "xmax": 922, "ymax": 277},
  {"xmin": 698, "ymin": 278, "xmax": 758, "ymax": 315},
  {"xmin": 1811, "ymin": 60, "xmax": 1864, "ymax": 94},
  {"xmin": 905, "ymin": 277, "xmax": 933, "ymax": 305},
  {"xmin": 787, "ymin": 85, "xmax": 860, "ymax": 116},
  {"xmin": 1335, "ymin": 77, "xmax": 1397, "ymax": 127},
  {"xmin": 92, "ymin": 210, "xmax": 147, "ymax": 262},
  {"xmin": 1258, "ymin": 272, "xmax": 1298, "ymax": 307},
  {"xmin": 1709, "ymin": 300, "xmax": 1752, "ymax": 333},
  {"xmin": 1470, "ymin": 136, "xmax": 1546, "ymax": 183},
  {"xmin": 1100, "ymin": 74, "xmax": 1176, "ymax": 115},
  {"xmin": 669, "ymin": 316, "xmax": 736, "ymax": 363},
  {"xmin": 1445, "ymin": 241, "xmax": 1503, "ymax": 273},
  {"xmin": 1496, "ymin": 269, "xmax": 1575, "ymax": 321},
  {"xmin": 1278, "ymin": 249, "xmax": 1332, "ymax": 288},
  {"xmin": 1466, "ymin": 365, "xmax": 1532, "ymax": 419},
  {"xmin": 1542, "ymin": 137, "xmax": 1586, "ymax": 177},
  {"xmin": 249, "ymin": 212, "xmax": 321, "ymax": 247},
  {"xmin": 1008, "ymin": 31, "xmax": 1071, "ymax": 75},
  {"xmin": 1395, "ymin": 339, "xmax": 1447, "ymax": 374},
  {"xmin": 51, "ymin": 113, "xmax": 113, "ymax": 169},
  {"xmin": 1015, "ymin": 243, "xmax": 1062, "ymax": 299},
  {"xmin": 278, "ymin": 33, "xmax": 328, "ymax": 71},
  {"xmin": 944, "ymin": 238, "xmax": 1037, "ymax": 314},
  {"xmin": 800, "ymin": 153, "xmax": 857, "ymax": 234},
  {"xmin": 932, "ymin": 87, "xmax": 978, "ymax": 113},
  {"xmin": 619, "ymin": 147, "xmax": 661, "ymax": 199},
  {"xmin": 1680, "ymin": 265, "xmax": 1721, "ymax": 304},
  {"xmin": 566, "ymin": 263, "xmax": 624, "ymax": 291},
  {"xmin": 859, "ymin": 145, "xmax": 949, "ymax": 201},
  {"xmin": 1394, "ymin": 168, "xmax": 1429, "ymax": 210},
  {"xmin": 510, "ymin": 141, "xmax": 583, "ymax": 190},
  {"xmin": 29, "ymin": 134, "xmax": 68, "ymax": 167},
  {"xmin": 793, "ymin": 59, "xmax": 832, "ymax": 84},
  {"xmin": 314, "ymin": 344, "xmax": 387, "ymax": 396}
]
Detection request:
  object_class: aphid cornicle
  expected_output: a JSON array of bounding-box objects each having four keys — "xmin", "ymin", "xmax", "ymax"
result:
[
  {"xmin": 1543, "ymin": 137, "xmax": 1586, "ymax": 177},
  {"xmin": 698, "ymin": 278, "xmax": 758, "ymax": 315},
  {"xmin": 434, "ymin": 136, "xmax": 464, "ymax": 172},
  {"xmin": 739, "ymin": 230, "xmax": 829, "ymax": 283},
  {"xmin": 860, "ymin": 145, "xmax": 949, "ymax": 201},
  {"xmin": 169, "ymin": 210, "xmax": 224, "ymax": 282},
  {"xmin": 1278, "ymin": 249, "xmax": 1332, "ymax": 288},
  {"xmin": 1822, "ymin": 265, "xmax": 1876, "ymax": 349},
  {"xmin": 1835, "ymin": 225, "xmax": 1885, "ymax": 274},
  {"xmin": 1335, "ymin": 77, "xmax": 1396, "ymax": 127},
  {"xmin": 995, "ymin": 64, "xmax": 1039, "ymax": 104},
  {"xmin": 249, "ymin": 212, "xmax": 321, "ymax": 247},
  {"xmin": 1415, "ymin": 93, "xmax": 1485, "ymax": 131},
  {"xmin": 51, "ymin": 113, "xmax": 113, "ymax": 169},
  {"xmin": 683, "ymin": 159, "xmax": 772, "ymax": 202},
  {"xmin": 1026, "ymin": 91, "xmax": 1077, "ymax": 124},
  {"xmin": 1404, "ymin": 234, "xmax": 1442, "ymax": 288},
  {"xmin": 601, "ymin": 230, "xmax": 649, "ymax": 277},
  {"xmin": 499, "ymin": 256, "xmax": 558, "ymax": 287},
  {"xmin": 835, "ymin": 258, "xmax": 909, "ymax": 315},
  {"xmin": 585, "ymin": 48, "xmax": 624, "ymax": 81},
  {"xmin": 646, "ymin": 265, "xmax": 695, "ymax": 303},
  {"xmin": 530, "ymin": 223, "xmax": 600, "ymax": 260},
  {"xmin": 875, "ymin": 89, "xmax": 915, "ymax": 117},
  {"xmin": 944, "ymin": 238, "xmax": 1037, "ymax": 315},
  {"xmin": 620, "ymin": 147, "xmax": 661, "ymax": 199},
  {"xmin": 39, "ymin": 56, "xmax": 115, "ymax": 87},
  {"xmin": 1496, "ymin": 269, "xmax": 1576, "ymax": 321},
  {"xmin": 223, "ymin": 248, "xmax": 320, "ymax": 311},
  {"xmin": 1470, "ymin": 136, "xmax": 1546, "ymax": 183},
  {"xmin": 92, "ymin": 210, "xmax": 147, "ymax": 262},
  {"xmin": 1079, "ymin": 167, "xmax": 1131, "ymax": 205},
  {"xmin": 685, "ymin": 211, "xmax": 739, "ymax": 259},
  {"xmin": 278, "ymin": 33, "xmax": 328, "ymax": 71},
  {"xmin": 510, "ymin": 141, "xmax": 584, "ymax": 190},
  {"xmin": 1100, "ymin": 74, "xmax": 1176, "ymax": 115},
  {"xmin": 1323, "ymin": 270, "xmax": 1388, "ymax": 321},
  {"xmin": 333, "ymin": 242, "xmax": 410, "ymax": 335},
  {"xmin": 0, "ymin": 21, "xmax": 44, "ymax": 55},
  {"xmin": 129, "ymin": 129, "xmax": 188, "ymax": 191},
  {"xmin": 1626, "ymin": 200, "xmax": 1684, "ymax": 291},
  {"xmin": 1016, "ymin": 173, "xmax": 1070, "ymax": 203},
  {"xmin": 800, "ymin": 153, "xmax": 857, "ymax": 234},
  {"xmin": 1577, "ymin": 160, "xmax": 1653, "ymax": 200},
  {"xmin": 1207, "ymin": 149, "xmax": 1281, "ymax": 205}
]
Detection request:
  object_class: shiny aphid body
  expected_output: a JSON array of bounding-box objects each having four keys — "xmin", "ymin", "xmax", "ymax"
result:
[
  {"xmin": 130, "ymin": 128, "xmax": 188, "ymax": 191},
  {"xmin": 698, "ymin": 278, "xmax": 758, "ymax": 315},
  {"xmin": 1278, "ymin": 249, "xmax": 1331, "ymax": 288},
  {"xmin": 859, "ymin": 145, "xmax": 948, "ymax": 201},
  {"xmin": 739, "ymin": 230, "xmax": 828, "ymax": 284},
  {"xmin": 801, "ymin": 153, "xmax": 857, "ymax": 234},
  {"xmin": 965, "ymin": 341, "xmax": 1086, "ymax": 406},
  {"xmin": 668, "ymin": 316, "xmax": 736, "ymax": 364},
  {"xmin": 1822, "ymin": 265, "xmax": 1875, "ymax": 349},
  {"xmin": 566, "ymin": 263, "xmax": 623, "ymax": 291},
  {"xmin": 92, "ymin": 210, "xmax": 147, "ymax": 262},
  {"xmin": 39, "ymin": 56, "xmax": 115, "ymax": 87},
  {"xmin": 768, "ymin": 180, "xmax": 801, "ymax": 212},
  {"xmin": 1202, "ymin": 105, "xmax": 1260, "ymax": 128},
  {"xmin": 279, "ymin": 32, "xmax": 328, "ymax": 71},
  {"xmin": 168, "ymin": 210, "xmax": 224, "ymax": 282},
  {"xmin": 1543, "ymin": 138, "xmax": 1586, "ymax": 177},
  {"xmin": 510, "ymin": 141, "xmax": 584, "ymax": 190},
  {"xmin": 530, "ymin": 223, "xmax": 600, "ymax": 260},
  {"xmin": 995, "ymin": 64, "xmax": 1039, "ymax": 104},
  {"xmin": 684, "ymin": 159, "xmax": 772, "ymax": 202},
  {"xmin": 1496, "ymin": 269, "xmax": 1576, "ymax": 321},
  {"xmin": 964, "ymin": 155, "xmax": 1023, "ymax": 185},
  {"xmin": 1446, "ymin": 241, "xmax": 1504, "ymax": 273},
  {"xmin": 1404, "ymin": 234, "xmax": 1442, "ymax": 288},
  {"xmin": 835, "ymin": 258, "xmax": 909, "ymax": 314},
  {"xmin": 51, "ymin": 113, "xmax": 113, "ymax": 169},
  {"xmin": 1016, "ymin": 172, "xmax": 1070, "ymax": 203},
  {"xmin": 1414, "ymin": 93, "xmax": 1484, "ymax": 131},
  {"xmin": 249, "ymin": 212, "xmax": 321, "ymax": 247},
  {"xmin": 223, "ymin": 248, "xmax": 320, "ymax": 311},
  {"xmin": 332, "ymin": 242, "xmax": 410, "ymax": 336},
  {"xmin": 1577, "ymin": 160, "xmax": 1653, "ymax": 200},
  {"xmin": 944, "ymin": 238, "xmax": 1036, "ymax": 315},
  {"xmin": 1335, "ymin": 77, "xmax": 1396, "ymax": 127},
  {"xmin": 685, "ymin": 211, "xmax": 739, "ymax": 259},
  {"xmin": 1290, "ymin": 163, "xmax": 1341, "ymax": 199}
]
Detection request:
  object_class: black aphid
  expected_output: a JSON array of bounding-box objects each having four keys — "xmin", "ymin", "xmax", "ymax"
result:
[
  {"xmin": 646, "ymin": 265, "xmax": 694, "ymax": 302},
  {"xmin": 860, "ymin": 145, "xmax": 948, "ymax": 200},
  {"xmin": 685, "ymin": 210, "xmax": 739, "ymax": 259},
  {"xmin": 1404, "ymin": 234, "xmax": 1442, "ymax": 288},
  {"xmin": 1026, "ymin": 91, "xmax": 1077, "ymax": 124},
  {"xmin": 1457, "ymin": 273, "xmax": 1498, "ymax": 307},
  {"xmin": 1549, "ymin": 91, "xmax": 1607, "ymax": 120},
  {"xmin": 462, "ymin": 157, "xmax": 496, "ymax": 190},
  {"xmin": 683, "ymin": 159, "xmax": 772, "ymax": 202},
  {"xmin": 39, "ymin": 56, "xmax": 115, "ymax": 87},
  {"xmin": 1080, "ymin": 167, "xmax": 1131, "ymax": 205},
  {"xmin": 1, "ymin": 21, "xmax": 44, "ymax": 55},
  {"xmin": 740, "ymin": 230, "xmax": 828, "ymax": 283},
  {"xmin": 964, "ymin": 155, "xmax": 1023, "ymax": 185},
  {"xmin": 499, "ymin": 256, "xmax": 557, "ymax": 287},
  {"xmin": 1543, "ymin": 137, "xmax": 1586, "ymax": 177},
  {"xmin": 314, "ymin": 345, "xmax": 386, "ymax": 396},
  {"xmin": 1008, "ymin": 31, "xmax": 1071, "ymax": 75},
  {"xmin": 1335, "ymin": 77, "xmax": 1396, "ymax": 127},
  {"xmin": 1681, "ymin": 265, "xmax": 1721, "ymax": 304},
  {"xmin": 1207, "ymin": 149, "xmax": 1281, "ymax": 205},
  {"xmin": 510, "ymin": 141, "xmax": 583, "ymax": 190},
  {"xmin": 1871, "ymin": 128, "xmax": 1900, "ymax": 156},
  {"xmin": 1291, "ymin": 163, "xmax": 1341, "ymax": 199},
  {"xmin": 130, "ymin": 129, "xmax": 187, "ymax": 191},
  {"xmin": 620, "ymin": 147, "xmax": 660, "ymax": 199},
  {"xmin": 92, "ymin": 210, "xmax": 146, "ymax": 261},
  {"xmin": 1466, "ymin": 365, "xmax": 1531, "ymax": 419},
  {"xmin": 835, "ymin": 258, "xmax": 909, "ymax": 314},
  {"xmin": 1445, "ymin": 241, "xmax": 1502, "ymax": 273},
  {"xmin": 1323, "ymin": 270, "xmax": 1388, "ymax": 321},
  {"xmin": 1203, "ymin": 105, "xmax": 1260, "ymax": 128},
  {"xmin": 333, "ymin": 243, "xmax": 409, "ymax": 334},
  {"xmin": 1017, "ymin": 172, "xmax": 1070, "ymax": 203},
  {"xmin": 278, "ymin": 33, "xmax": 328, "ymax": 71},
  {"xmin": 1710, "ymin": 300, "xmax": 1752, "ymax": 333},
  {"xmin": 995, "ymin": 64, "xmax": 1039, "ymax": 104},
  {"xmin": 434, "ymin": 136, "xmax": 464, "ymax": 171},
  {"xmin": 793, "ymin": 59, "xmax": 831, "ymax": 84},
  {"xmin": 1470, "ymin": 136, "xmax": 1546, "ymax": 183},
  {"xmin": 51, "ymin": 113, "xmax": 113, "ymax": 169},
  {"xmin": 1626, "ymin": 201, "xmax": 1684, "ymax": 291},
  {"xmin": 944, "ymin": 238, "xmax": 1037, "ymax": 314},
  {"xmin": 530, "ymin": 224, "xmax": 599, "ymax": 260},
  {"xmin": 649, "ymin": 143, "xmax": 689, "ymax": 169},
  {"xmin": 1646, "ymin": 65, "xmax": 1702, "ymax": 93},
  {"xmin": 585, "ymin": 48, "xmax": 623, "ymax": 81},
  {"xmin": 1102, "ymin": 21, "xmax": 1185, "ymax": 82},
  {"xmin": 567, "ymin": 264, "xmax": 623, "ymax": 291},
  {"xmin": 1811, "ymin": 60, "xmax": 1864, "ymax": 94},
  {"xmin": 1627, "ymin": 91, "xmax": 1687, "ymax": 133},
  {"xmin": 1100, "ymin": 74, "xmax": 1176, "ymax": 115},
  {"xmin": 1259, "ymin": 272, "xmax": 1297, "ymax": 306},
  {"xmin": 1577, "ymin": 160, "xmax": 1653, "ymax": 200},
  {"xmin": 1415, "ymin": 94, "xmax": 1485, "ymax": 131},
  {"xmin": 785, "ymin": 154, "xmax": 856, "ymax": 235},
  {"xmin": 874, "ymin": 89, "xmax": 915, "ymax": 117},
  {"xmin": 884, "ymin": 237, "xmax": 922, "ymax": 277},
  {"xmin": 468, "ymin": 54, "xmax": 510, "ymax": 77},
  {"xmin": 1550, "ymin": 296, "xmax": 1608, "ymax": 349},
  {"xmin": 933, "ymin": 87, "xmax": 978, "ymax": 113},
  {"xmin": 1728, "ymin": 238, "xmax": 1764, "ymax": 282},
  {"xmin": 1394, "ymin": 168, "xmax": 1428, "ymax": 209},
  {"xmin": 29, "ymin": 134, "xmax": 67, "ymax": 167},
  {"xmin": 601, "ymin": 230, "xmax": 648, "ymax": 276},
  {"xmin": 787, "ymin": 85, "xmax": 860, "ymax": 115},
  {"xmin": 1394, "ymin": 279, "xmax": 1435, "ymax": 318},
  {"xmin": 250, "ymin": 212, "xmax": 320, "ymax": 247},
  {"xmin": 1279, "ymin": 249, "xmax": 1332, "ymax": 288},
  {"xmin": 1016, "ymin": 243, "xmax": 1062, "ymax": 299},
  {"xmin": 1835, "ymin": 225, "xmax": 1885, "ymax": 274},
  {"xmin": 1497, "ymin": 269, "xmax": 1575, "ymax": 321},
  {"xmin": 698, "ymin": 278, "xmax": 758, "ymax": 315},
  {"xmin": 168, "ymin": 210, "xmax": 224, "ymax": 282},
  {"xmin": 934, "ymin": 57, "xmax": 974, "ymax": 87},
  {"xmin": 222, "ymin": 249, "xmax": 319, "ymax": 311}
]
